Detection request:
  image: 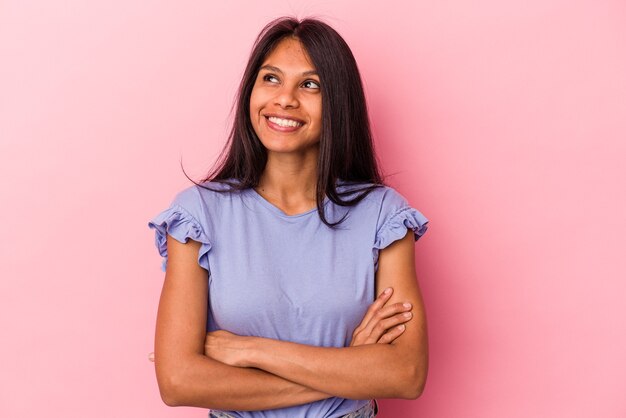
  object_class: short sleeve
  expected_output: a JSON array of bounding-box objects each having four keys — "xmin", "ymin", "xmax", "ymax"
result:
[
  {"xmin": 147, "ymin": 187, "xmax": 212, "ymax": 273},
  {"xmin": 373, "ymin": 187, "xmax": 429, "ymax": 270}
]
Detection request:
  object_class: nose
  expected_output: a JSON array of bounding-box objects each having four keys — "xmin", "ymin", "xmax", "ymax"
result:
[{"xmin": 274, "ymin": 85, "xmax": 299, "ymax": 109}]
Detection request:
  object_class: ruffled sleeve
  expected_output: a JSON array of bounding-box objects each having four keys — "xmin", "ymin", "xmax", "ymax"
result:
[
  {"xmin": 374, "ymin": 206, "xmax": 429, "ymax": 250},
  {"xmin": 372, "ymin": 187, "xmax": 429, "ymax": 270},
  {"xmin": 148, "ymin": 203, "xmax": 212, "ymax": 273}
]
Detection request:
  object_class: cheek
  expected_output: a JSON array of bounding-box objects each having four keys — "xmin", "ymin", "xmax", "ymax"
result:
[
  {"xmin": 249, "ymin": 87, "xmax": 270, "ymax": 117},
  {"xmin": 312, "ymin": 101, "xmax": 323, "ymax": 128}
]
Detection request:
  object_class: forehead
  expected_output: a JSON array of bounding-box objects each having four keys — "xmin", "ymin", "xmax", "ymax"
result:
[{"xmin": 261, "ymin": 37, "xmax": 315, "ymax": 71}]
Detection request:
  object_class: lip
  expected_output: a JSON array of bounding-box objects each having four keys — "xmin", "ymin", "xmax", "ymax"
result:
[
  {"xmin": 263, "ymin": 113, "xmax": 306, "ymax": 133},
  {"xmin": 263, "ymin": 113, "xmax": 306, "ymax": 124}
]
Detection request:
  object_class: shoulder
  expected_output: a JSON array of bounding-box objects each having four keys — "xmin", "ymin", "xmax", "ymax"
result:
[
  {"xmin": 373, "ymin": 184, "xmax": 410, "ymax": 206},
  {"xmin": 168, "ymin": 179, "xmax": 242, "ymax": 211},
  {"xmin": 336, "ymin": 181, "xmax": 410, "ymax": 209},
  {"xmin": 334, "ymin": 181, "xmax": 424, "ymax": 229},
  {"xmin": 155, "ymin": 180, "xmax": 238, "ymax": 239},
  {"xmin": 377, "ymin": 186, "xmax": 413, "ymax": 215}
]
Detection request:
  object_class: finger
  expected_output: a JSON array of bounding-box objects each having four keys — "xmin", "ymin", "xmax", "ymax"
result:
[
  {"xmin": 350, "ymin": 309, "xmax": 411, "ymax": 346},
  {"xmin": 355, "ymin": 287, "xmax": 394, "ymax": 334},
  {"xmin": 368, "ymin": 311, "xmax": 412, "ymax": 342},
  {"xmin": 376, "ymin": 301, "xmax": 413, "ymax": 319},
  {"xmin": 377, "ymin": 324, "xmax": 406, "ymax": 344},
  {"xmin": 361, "ymin": 302, "xmax": 412, "ymax": 337},
  {"xmin": 351, "ymin": 302, "xmax": 412, "ymax": 346},
  {"xmin": 148, "ymin": 352, "xmax": 155, "ymax": 362}
]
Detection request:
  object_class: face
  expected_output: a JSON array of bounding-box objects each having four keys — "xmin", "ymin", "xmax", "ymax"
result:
[{"xmin": 249, "ymin": 37, "xmax": 322, "ymax": 156}]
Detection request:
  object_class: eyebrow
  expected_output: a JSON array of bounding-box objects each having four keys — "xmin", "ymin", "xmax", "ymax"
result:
[{"xmin": 259, "ymin": 65, "xmax": 318, "ymax": 77}]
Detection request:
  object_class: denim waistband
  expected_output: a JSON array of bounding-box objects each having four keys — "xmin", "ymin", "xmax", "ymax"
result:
[
  {"xmin": 340, "ymin": 399, "xmax": 378, "ymax": 418},
  {"xmin": 209, "ymin": 399, "xmax": 378, "ymax": 418}
]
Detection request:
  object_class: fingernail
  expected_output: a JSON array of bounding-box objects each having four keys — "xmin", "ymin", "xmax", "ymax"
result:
[
  {"xmin": 384, "ymin": 288, "xmax": 392, "ymax": 294},
  {"xmin": 403, "ymin": 303, "xmax": 412, "ymax": 308},
  {"xmin": 404, "ymin": 312, "xmax": 412, "ymax": 318},
  {"xmin": 398, "ymin": 324, "xmax": 406, "ymax": 330}
]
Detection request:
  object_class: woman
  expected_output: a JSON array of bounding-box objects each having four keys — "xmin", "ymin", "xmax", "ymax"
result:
[{"xmin": 148, "ymin": 16, "xmax": 429, "ymax": 418}]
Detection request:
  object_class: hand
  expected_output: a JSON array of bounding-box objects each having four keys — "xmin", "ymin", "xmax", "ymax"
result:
[
  {"xmin": 204, "ymin": 329, "xmax": 251, "ymax": 367},
  {"xmin": 148, "ymin": 330, "xmax": 250, "ymax": 366},
  {"xmin": 349, "ymin": 287, "xmax": 413, "ymax": 347}
]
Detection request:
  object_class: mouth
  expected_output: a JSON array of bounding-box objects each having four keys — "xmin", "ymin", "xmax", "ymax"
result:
[{"xmin": 264, "ymin": 115, "xmax": 305, "ymax": 132}]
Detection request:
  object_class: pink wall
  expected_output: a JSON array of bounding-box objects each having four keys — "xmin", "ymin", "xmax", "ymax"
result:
[{"xmin": 1, "ymin": 1, "xmax": 625, "ymax": 417}]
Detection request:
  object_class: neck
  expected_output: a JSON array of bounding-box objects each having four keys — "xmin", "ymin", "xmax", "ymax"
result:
[{"xmin": 256, "ymin": 150, "xmax": 319, "ymax": 202}]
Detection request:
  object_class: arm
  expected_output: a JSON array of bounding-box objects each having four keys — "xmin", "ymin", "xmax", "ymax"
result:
[
  {"xmin": 206, "ymin": 229, "xmax": 428, "ymax": 400},
  {"xmin": 154, "ymin": 234, "xmax": 413, "ymax": 409},
  {"xmin": 154, "ymin": 234, "xmax": 331, "ymax": 410}
]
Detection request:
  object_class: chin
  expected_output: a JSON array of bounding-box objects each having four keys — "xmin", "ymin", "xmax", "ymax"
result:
[{"xmin": 262, "ymin": 141, "xmax": 320, "ymax": 156}]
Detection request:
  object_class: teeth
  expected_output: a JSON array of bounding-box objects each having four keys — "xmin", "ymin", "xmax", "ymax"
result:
[{"xmin": 268, "ymin": 116, "xmax": 303, "ymax": 128}]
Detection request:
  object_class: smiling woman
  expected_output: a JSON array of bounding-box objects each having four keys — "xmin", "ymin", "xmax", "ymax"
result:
[{"xmin": 147, "ymin": 16, "xmax": 430, "ymax": 418}]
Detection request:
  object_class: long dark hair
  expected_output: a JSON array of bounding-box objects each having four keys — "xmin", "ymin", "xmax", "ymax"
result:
[{"xmin": 185, "ymin": 16, "xmax": 386, "ymax": 227}]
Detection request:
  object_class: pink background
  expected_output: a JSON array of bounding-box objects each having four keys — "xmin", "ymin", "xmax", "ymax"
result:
[{"xmin": 1, "ymin": 1, "xmax": 625, "ymax": 417}]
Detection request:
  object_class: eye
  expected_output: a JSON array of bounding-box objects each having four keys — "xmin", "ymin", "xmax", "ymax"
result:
[
  {"xmin": 262, "ymin": 74, "xmax": 279, "ymax": 83},
  {"xmin": 302, "ymin": 80, "xmax": 320, "ymax": 90}
]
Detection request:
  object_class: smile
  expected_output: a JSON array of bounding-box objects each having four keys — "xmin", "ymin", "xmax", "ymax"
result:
[
  {"xmin": 265, "ymin": 115, "xmax": 305, "ymax": 132},
  {"xmin": 266, "ymin": 116, "xmax": 304, "ymax": 128}
]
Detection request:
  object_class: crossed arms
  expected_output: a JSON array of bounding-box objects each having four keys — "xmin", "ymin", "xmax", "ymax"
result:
[{"xmin": 153, "ymin": 229, "xmax": 428, "ymax": 410}]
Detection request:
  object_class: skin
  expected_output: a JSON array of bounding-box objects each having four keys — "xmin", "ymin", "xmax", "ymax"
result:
[{"xmin": 152, "ymin": 37, "xmax": 428, "ymax": 409}]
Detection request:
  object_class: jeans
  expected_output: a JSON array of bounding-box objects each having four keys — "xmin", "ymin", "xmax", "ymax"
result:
[
  {"xmin": 340, "ymin": 399, "xmax": 379, "ymax": 418},
  {"xmin": 208, "ymin": 399, "xmax": 379, "ymax": 418}
]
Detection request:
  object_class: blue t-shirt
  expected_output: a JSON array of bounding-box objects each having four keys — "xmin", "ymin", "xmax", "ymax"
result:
[{"xmin": 148, "ymin": 179, "xmax": 429, "ymax": 418}]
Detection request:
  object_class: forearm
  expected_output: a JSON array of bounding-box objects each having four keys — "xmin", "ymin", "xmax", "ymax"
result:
[
  {"xmin": 246, "ymin": 338, "xmax": 425, "ymax": 400},
  {"xmin": 158, "ymin": 353, "xmax": 332, "ymax": 410}
]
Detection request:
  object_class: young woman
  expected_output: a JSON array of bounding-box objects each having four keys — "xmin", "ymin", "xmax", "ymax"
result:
[{"xmin": 148, "ymin": 16, "xmax": 429, "ymax": 418}]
